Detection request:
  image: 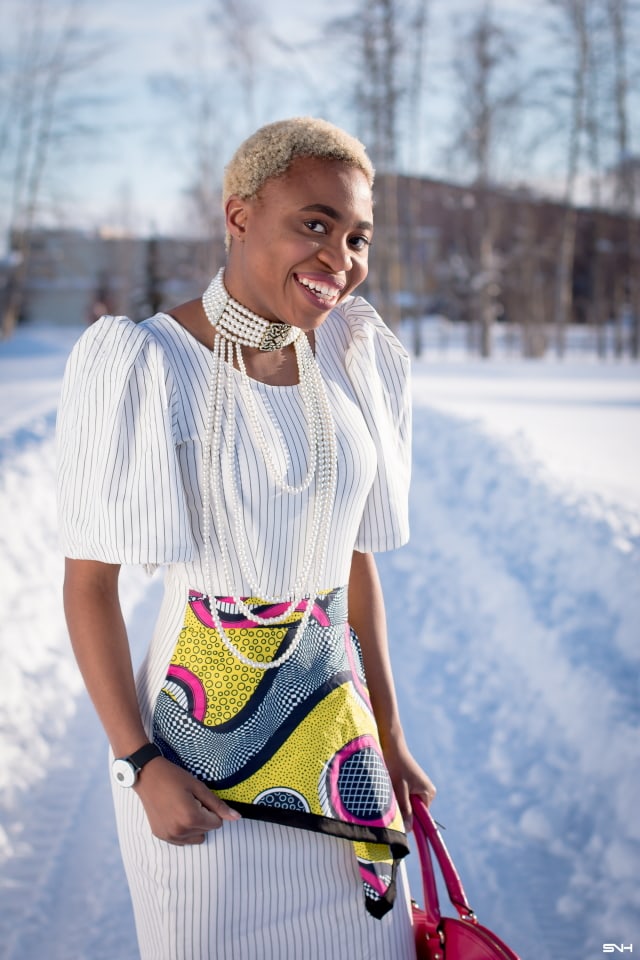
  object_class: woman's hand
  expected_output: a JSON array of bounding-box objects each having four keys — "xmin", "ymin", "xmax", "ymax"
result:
[
  {"xmin": 134, "ymin": 757, "xmax": 241, "ymax": 845},
  {"xmin": 381, "ymin": 735, "xmax": 436, "ymax": 832},
  {"xmin": 63, "ymin": 560, "xmax": 240, "ymax": 846}
]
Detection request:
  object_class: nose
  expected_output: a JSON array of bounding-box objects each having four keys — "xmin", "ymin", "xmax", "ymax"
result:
[{"xmin": 317, "ymin": 237, "xmax": 353, "ymax": 273}]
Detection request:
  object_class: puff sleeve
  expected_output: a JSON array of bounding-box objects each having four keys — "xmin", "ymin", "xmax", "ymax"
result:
[
  {"xmin": 344, "ymin": 297, "xmax": 412, "ymax": 552},
  {"xmin": 56, "ymin": 316, "xmax": 195, "ymax": 566}
]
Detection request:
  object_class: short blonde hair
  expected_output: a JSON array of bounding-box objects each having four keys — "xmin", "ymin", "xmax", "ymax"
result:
[{"xmin": 223, "ymin": 117, "xmax": 375, "ymax": 207}]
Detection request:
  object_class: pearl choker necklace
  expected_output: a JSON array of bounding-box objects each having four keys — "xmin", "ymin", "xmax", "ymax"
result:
[
  {"xmin": 202, "ymin": 268, "xmax": 300, "ymax": 351},
  {"xmin": 200, "ymin": 268, "xmax": 338, "ymax": 670}
]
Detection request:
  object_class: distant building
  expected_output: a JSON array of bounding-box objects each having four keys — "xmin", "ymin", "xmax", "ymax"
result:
[
  {"xmin": 367, "ymin": 174, "xmax": 639, "ymax": 355},
  {"xmin": 9, "ymin": 174, "xmax": 639, "ymax": 357},
  {"xmin": 14, "ymin": 228, "xmax": 223, "ymax": 326}
]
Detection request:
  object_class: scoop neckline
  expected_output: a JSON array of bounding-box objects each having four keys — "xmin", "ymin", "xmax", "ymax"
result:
[{"xmin": 153, "ymin": 311, "xmax": 323, "ymax": 390}]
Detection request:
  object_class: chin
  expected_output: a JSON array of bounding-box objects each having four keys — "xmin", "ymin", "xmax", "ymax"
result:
[{"xmin": 289, "ymin": 308, "xmax": 335, "ymax": 332}]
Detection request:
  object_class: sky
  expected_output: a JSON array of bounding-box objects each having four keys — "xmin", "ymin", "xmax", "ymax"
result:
[{"xmin": 1, "ymin": 0, "xmax": 638, "ymax": 242}]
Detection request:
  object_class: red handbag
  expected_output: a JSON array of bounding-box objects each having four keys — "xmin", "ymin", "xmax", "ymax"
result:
[{"xmin": 410, "ymin": 796, "xmax": 522, "ymax": 960}]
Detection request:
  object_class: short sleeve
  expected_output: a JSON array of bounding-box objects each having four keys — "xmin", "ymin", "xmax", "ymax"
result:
[
  {"xmin": 56, "ymin": 316, "xmax": 195, "ymax": 565},
  {"xmin": 344, "ymin": 297, "xmax": 412, "ymax": 552}
]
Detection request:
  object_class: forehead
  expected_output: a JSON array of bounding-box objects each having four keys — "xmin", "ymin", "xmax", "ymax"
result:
[{"xmin": 256, "ymin": 157, "xmax": 373, "ymax": 223}]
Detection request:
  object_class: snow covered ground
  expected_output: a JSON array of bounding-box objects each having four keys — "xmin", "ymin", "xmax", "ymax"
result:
[{"xmin": 1, "ymin": 323, "xmax": 638, "ymax": 960}]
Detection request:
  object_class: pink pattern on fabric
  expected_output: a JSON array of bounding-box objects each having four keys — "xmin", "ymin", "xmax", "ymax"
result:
[
  {"xmin": 344, "ymin": 624, "xmax": 372, "ymax": 708},
  {"xmin": 188, "ymin": 591, "xmax": 330, "ymax": 629},
  {"xmin": 358, "ymin": 863, "xmax": 392, "ymax": 897},
  {"xmin": 166, "ymin": 664, "xmax": 207, "ymax": 721},
  {"xmin": 327, "ymin": 735, "xmax": 397, "ymax": 828}
]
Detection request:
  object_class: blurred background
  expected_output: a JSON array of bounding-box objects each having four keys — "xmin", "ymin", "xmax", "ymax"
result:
[{"xmin": 0, "ymin": 0, "xmax": 639, "ymax": 358}]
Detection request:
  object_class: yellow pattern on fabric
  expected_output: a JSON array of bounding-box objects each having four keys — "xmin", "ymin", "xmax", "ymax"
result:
[
  {"xmin": 168, "ymin": 604, "xmax": 287, "ymax": 724},
  {"xmin": 353, "ymin": 841, "xmax": 392, "ymax": 860},
  {"xmin": 213, "ymin": 684, "xmax": 374, "ymax": 812},
  {"xmin": 212, "ymin": 684, "xmax": 405, "ymax": 870},
  {"xmin": 353, "ymin": 841, "xmax": 394, "ymax": 872}
]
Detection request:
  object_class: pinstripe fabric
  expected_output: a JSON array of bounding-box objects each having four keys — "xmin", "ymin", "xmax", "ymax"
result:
[
  {"xmin": 57, "ymin": 294, "xmax": 416, "ymax": 958},
  {"xmin": 113, "ymin": 777, "xmax": 416, "ymax": 960},
  {"xmin": 56, "ymin": 295, "xmax": 411, "ymax": 587}
]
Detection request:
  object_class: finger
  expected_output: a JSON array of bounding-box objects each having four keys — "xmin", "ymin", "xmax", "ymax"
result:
[
  {"xmin": 192, "ymin": 783, "xmax": 242, "ymax": 823},
  {"xmin": 396, "ymin": 781, "xmax": 412, "ymax": 831},
  {"xmin": 424, "ymin": 780, "xmax": 437, "ymax": 806},
  {"xmin": 167, "ymin": 832, "xmax": 207, "ymax": 846},
  {"xmin": 166, "ymin": 807, "xmax": 224, "ymax": 842},
  {"xmin": 411, "ymin": 782, "xmax": 437, "ymax": 810},
  {"xmin": 151, "ymin": 817, "xmax": 212, "ymax": 844},
  {"xmin": 162, "ymin": 797, "xmax": 227, "ymax": 840}
]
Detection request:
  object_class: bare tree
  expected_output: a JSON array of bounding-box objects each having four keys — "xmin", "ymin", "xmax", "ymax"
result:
[
  {"xmin": 448, "ymin": 3, "xmax": 521, "ymax": 357},
  {"xmin": 349, "ymin": 0, "xmax": 405, "ymax": 326},
  {"xmin": 152, "ymin": 59, "xmax": 225, "ymax": 245},
  {"xmin": 209, "ymin": 0, "xmax": 265, "ymax": 134},
  {"xmin": 349, "ymin": 0, "xmax": 404, "ymax": 171},
  {"xmin": 606, "ymin": 0, "xmax": 639, "ymax": 356},
  {"xmin": 0, "ymin": 0, "xmax": 107, "ymax": 337},
  {"xmin": 607, "ymin": 0, "xmax": 636, "ymax": 209},
  {"xmin": 326, "ymin": 0, "xmax": 429, "ymax": 327},
  {"xmin": 583, "ymin": 2, "xmax": 610, "ymax": 355},
  {"xmin": 545, "ymin": 0, "xmax": 592, "ymax": 357},
  {"xmin": 149, "ymin": 0, "xmax": 269, "ymax": 280},
  {"xmin": 405, "ymin": 0, "xmax": 431, "ymax": 352}
]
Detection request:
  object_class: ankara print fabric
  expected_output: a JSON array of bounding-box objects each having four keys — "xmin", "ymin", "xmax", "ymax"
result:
[{"xmin": 152, "ymin": 586, "xmax": 409, "ymax": 918}]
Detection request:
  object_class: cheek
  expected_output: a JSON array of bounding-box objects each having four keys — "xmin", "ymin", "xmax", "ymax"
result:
[
  {"xmin": 353, "ymin": 256, "xmax": 369, "ymax": 285},
  {"xmin": 261, "ymin": 230, "xmax": 318, "ymax": 263}
]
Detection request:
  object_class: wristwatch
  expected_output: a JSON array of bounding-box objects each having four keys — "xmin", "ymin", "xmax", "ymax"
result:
[{"xmin": 112, "ymin": 742, "xmax": 163, "ymax": 788}]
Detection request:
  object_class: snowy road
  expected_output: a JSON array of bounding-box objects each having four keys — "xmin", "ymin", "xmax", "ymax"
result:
[
  {"xmin": 388, "ymin": 405, "xmax": 639, "ymax": 960},
  {"xmin": 1, "ymin": 326, "xmax": 638, "ymax": 960}
]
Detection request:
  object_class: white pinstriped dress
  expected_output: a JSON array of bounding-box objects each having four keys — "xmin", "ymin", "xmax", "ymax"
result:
[{"xmin": 57, "ymin": 295, "xmax": 417, "ymax": 960}]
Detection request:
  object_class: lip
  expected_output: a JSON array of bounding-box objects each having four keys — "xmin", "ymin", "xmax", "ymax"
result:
[{"xmin": 294, "ymin": 273, "xmax": 345, "ymax": 309}]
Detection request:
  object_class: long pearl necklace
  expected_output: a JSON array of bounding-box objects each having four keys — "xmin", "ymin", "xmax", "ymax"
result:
[{"xmin": 201, "ymin": 268, "xmax": 338, "ymax": 671}]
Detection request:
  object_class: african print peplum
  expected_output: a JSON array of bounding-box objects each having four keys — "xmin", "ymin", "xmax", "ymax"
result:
[{"xmin": 152, "ymin": 585, "xmax": 409, "ymax": 917}]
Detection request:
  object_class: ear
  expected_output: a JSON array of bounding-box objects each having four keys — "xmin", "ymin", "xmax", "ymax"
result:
[{"xmin": 225, "ymin": 195, "xmax": 251, "ymax": 243}]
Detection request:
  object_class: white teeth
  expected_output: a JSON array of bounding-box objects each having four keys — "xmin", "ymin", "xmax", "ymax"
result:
[{"xmin": 298, "ymin": 277, "xmax": 337, "ymax": 298}]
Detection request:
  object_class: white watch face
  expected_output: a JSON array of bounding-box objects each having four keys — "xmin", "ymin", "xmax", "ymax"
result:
[{"xmin": 112, "ymin": 758, "xmax": 137, "ymax": 788}]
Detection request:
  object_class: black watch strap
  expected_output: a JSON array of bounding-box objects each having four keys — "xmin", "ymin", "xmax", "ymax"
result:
[{"xmin": 128, "ymin": 742, "xmax": 163, "ymax": 771}]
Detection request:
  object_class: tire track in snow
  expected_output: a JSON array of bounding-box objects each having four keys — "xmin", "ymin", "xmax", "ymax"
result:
[
  {"xmin": 0, "ymin": 409, "xmax": 161, "ymax": 958},
  {"xmin": 0, "ymin": 566, "xmax": 161, "ymax": 960},
  {"xmin": 0, "ymin": 431, "xmax": 83, "ymax": 806},
  {"xmin": 378, "ymin": 407, "xmax": 640, "ymax": 960},
  {"xmin": 1, "ymin": 690, "xmax": 135, "ymax": 960}
]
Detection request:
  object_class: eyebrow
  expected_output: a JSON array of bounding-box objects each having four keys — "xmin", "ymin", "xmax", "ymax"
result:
[{"xmin": 299, "ymin": 203, "xmax": 373, "ymax": 232}]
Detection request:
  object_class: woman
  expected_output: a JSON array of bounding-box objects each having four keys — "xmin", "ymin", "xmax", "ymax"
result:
[{"xmin": 58, "ymin": 117, "xmax": 435, "ymax": 959}]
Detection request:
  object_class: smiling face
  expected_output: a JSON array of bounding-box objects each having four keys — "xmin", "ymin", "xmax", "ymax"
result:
[{"xmin": 223, "ymin": 156, "xmax": 374, "ymax": 331}]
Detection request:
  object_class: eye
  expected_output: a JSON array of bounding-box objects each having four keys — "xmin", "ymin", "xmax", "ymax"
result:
[
  {"xmin": 304, "ymin": 220, "xmax": 327, "ymax": 235},
  {"xmin": 349, "ymin": 235, "xmax": 371, "ymax": 251}
]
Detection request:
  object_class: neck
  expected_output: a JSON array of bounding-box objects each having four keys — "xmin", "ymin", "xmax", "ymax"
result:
[{"xmin": 202, "ymin": 268, "xmax": 298, "ymax": 353}]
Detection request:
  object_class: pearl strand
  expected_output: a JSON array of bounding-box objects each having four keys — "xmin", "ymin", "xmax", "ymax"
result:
[
  {"xmin": 200, "ymin": 268, "xmax": 338, "ymax": 670},
  {"xmin": 202, "ymin": 338, "xmax": 335, "ymax": 667},
  {"xmin": 226, "ymin": 335, "xmax": 336, "ymax": 605},
  {"xmin": 210, "ymin": 332, "xmax": 337, "ymax": 624},
  {"xmin": 235, "ymin": 340, "xmax": 317, "ymax": 495},
  {"xmin": 203, "ymin": 268, "xmax": 299, "ymax": 352}
]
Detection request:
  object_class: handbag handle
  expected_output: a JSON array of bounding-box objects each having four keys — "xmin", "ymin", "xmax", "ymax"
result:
[
  {"xmin": 411, "ymin": 795, "xmax": 478, "ymax": 924},
  {"xmin": 411, "ymin": 795, "xmax": 441, "ymax": 929}
]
